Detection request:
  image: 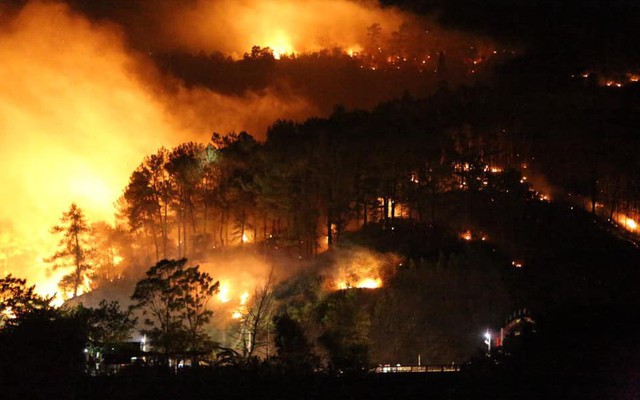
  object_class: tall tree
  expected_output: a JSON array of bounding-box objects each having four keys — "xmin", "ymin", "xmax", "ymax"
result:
[
  {"xmin": 124, "ymin": 148, "xmax": 174, "ymax": 260},
  {"xmin": 167, "ymin": 142, "xmax": 205, "ymax": 258},
  {"xmin": 175, "ymin": 265, "xmax": 219, "ymax": 352},
  {"xmin": 131, "ymin": 258, "xmax": 219, "ymax": 358},
  {"xmin": 45, "ymin": 203, "xmax": 94, "ymax": 299},
  {"xmin": 214, "ymin": 132, "xmax": 260, "ymax": 247},
  {"xmin": 238, "ymin": 266, "xmax": 276, "ymax": 360}
]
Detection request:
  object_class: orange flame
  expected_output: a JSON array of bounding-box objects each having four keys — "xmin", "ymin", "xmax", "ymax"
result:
[{"xmin": 330, "ymin": 248, "xmax": 397, "ymax": 291}]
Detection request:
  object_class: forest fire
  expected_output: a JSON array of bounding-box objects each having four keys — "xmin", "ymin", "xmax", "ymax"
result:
[
  {"xmin": 216, "ymin": 281, "xmax": 253, "ymax": 319},
  {"xmin": 150, "ymin": 0, "xmax": 408, "ymax": 56},
  {"xmin": 0, "ymin": 1, "xmax": 314, "ymax": 294},
  {"xmin": 336, "ymin": 277, "xmax": 383, "ymax": 290},
  {"xmin": 329, "ymin": 248, "xmax": 397, "ymax": 291},
  {"xmin": 459, "ymin": 230, "xmax": 488, "ymax": 242}
]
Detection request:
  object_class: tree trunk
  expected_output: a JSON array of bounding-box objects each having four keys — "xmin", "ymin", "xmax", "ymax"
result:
[
  {"xmin": 327, "ymin": 208, "xmax": 333, "ymax": 249},
  {"xmin": 363, "ymin": 202, "xmax": 368, "ymax": 226},
  {"xmin": 162, "ymin": 202, "xmax": 168, "ymax": 258},
  {"xmin": 177, "ymin": 213, "xmax": 182, "ymax": 258},
  {"xmin": 219, "ymin": 209, "xmax": 225, "ymax": 247},
  {"xmin": 240, "ymin": 208, "xmax": 246, "ymax": 248}
]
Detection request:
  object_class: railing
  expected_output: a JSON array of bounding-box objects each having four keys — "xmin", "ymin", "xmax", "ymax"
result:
[{"xmin": 374, "ymin": 364, "xmax": 460, "ymax": 373}]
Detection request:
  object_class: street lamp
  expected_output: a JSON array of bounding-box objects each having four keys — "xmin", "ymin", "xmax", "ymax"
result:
[{"xmin": 484, "ymin": 330, "xmax": 491, "ymax": 352}]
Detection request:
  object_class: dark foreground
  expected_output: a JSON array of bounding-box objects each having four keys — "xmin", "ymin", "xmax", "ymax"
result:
[
  {"xmin": 4, "ymin": 366, "xmax": 638, "ymax": 400},
  {"xmin": 2, "ymin": 305, "xmax": 640, "ymax": 400}
]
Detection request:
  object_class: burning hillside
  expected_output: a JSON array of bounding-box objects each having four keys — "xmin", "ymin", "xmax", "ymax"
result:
[
  {"xmin": 0, "ymin": 0, "xmax": 511, "ymax": 297},
  {"xmin": 326, "ymin": 248, "xmax": 399, "ymax": 291}
]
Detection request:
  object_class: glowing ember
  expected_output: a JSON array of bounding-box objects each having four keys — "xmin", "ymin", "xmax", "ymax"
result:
[
  {"xmin": 460, "ymin": 230, "xmax": 473, "ymax": 241},
  {"xmin": 512, "ymin": 261, "xmax": 523, "ymax": 268}
]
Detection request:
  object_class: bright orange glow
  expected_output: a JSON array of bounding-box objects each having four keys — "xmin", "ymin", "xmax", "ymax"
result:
[
  {"xmin": 330, "ymin": 248, "xmax": 396, "ymax": 291},
  {"xmin": 460, "ymin": 230, "xmax": 488, "ymax": 242},
  {"xmin": 231, "ymin": 311, "xmax": 243, "ymax": 320},
  {"xmin": 157, "ymin": 0, "xmax": 408, "ymax": 57},
  {"xmin": 336, "ymin": 277, "xmax": 382, "ymax": 290},
  {"xmin": 0, "ymin": 2, "xmax": 184, "ymax": 295},
  {"xmin": 625, "ymin": 217, "xmax": 638, "ymax": 231},
  {"xmin": 0, "ymin": 2, "xmax": 313, "ymax": 295},
  {"xmin": 240, "ymin": 292, "xmax": 250, "ymax": 306},
  {"xmin": 265, "ymin": 31, "xmax": 294, "ymax": 59},
  {"xmin": 200, "ymin": 256, "xmax": 270, "ymax": 323},
  {"xmin": 356, "ymin": 278, "xmax": 382, "ymax": 289},
  {"xmin": 217, "ymin": 282, "xmax": 232, "ymax": 303}
]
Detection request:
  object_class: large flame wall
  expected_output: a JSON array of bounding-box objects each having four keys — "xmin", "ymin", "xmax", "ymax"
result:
[{"xmin": 0, "ymin": 1, "xmax": 312, "ymax": 294}]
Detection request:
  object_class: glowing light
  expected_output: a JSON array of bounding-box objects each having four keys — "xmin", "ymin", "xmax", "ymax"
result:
[
  {"xmin": 357, "ymin": 278, "xmax": 382, "ymax": 289},
  {"xmin": 346, "ymin": 46, "xmax": 362, "ymax": 57},
  {"xmin": 337, "ymin": 277, "xmax": 382, "ymax": 290},
  {"xmin": 217, "ymin": 283, "xmax": 231, "ymax": 303},
  {"xmin": 625, "ymin": 217, "xmax": 638, "ymax": 231},
  {"xmin": 231, "ymin": 311, "xmax": 243, "ymax": 319},
  {"xmin": 460, "ymin": 230, "xmax": 472, "ymax": 241},
  {"xmin": 512, "ymin": 261, "xmax": 523, "ymax": 268},
  {"xmin": 1, "ymin": 307, "xmax": 16, "ymax": 320},
  {"xmin": 240, "ymin": 292, "xmax": 249, "ymax": 305},
  {"xmin": 241, "ymin": 233, "xmax": 249, "ymax": 243}
]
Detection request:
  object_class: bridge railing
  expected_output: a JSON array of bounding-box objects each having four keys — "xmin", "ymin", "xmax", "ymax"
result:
[{"xmin": 374, "ymin": 364, "xmax": 460, "ymax": 373}]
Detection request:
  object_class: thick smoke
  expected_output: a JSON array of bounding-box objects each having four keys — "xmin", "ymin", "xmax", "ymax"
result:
[
  {"xmin": 0, "ymin": 0, "xmax": 501, "ymax": 296},
  {"xmin": 0, "ymin": 1, "xmax": 314, "ymax": 293},
  {"xmin": 64, "ymin": 0, "xmax": 409, "ymax": 56}
]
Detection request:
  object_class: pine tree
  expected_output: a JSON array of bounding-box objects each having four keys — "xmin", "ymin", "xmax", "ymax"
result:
[{"xmin": 45, "ymin": 203, "xmax": 94, "ymax": 299}]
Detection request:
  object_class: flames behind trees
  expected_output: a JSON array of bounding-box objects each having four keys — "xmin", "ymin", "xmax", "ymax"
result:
[{"xmin": 0, "ymin": 0, "xmax": 317, "ymax": 293}]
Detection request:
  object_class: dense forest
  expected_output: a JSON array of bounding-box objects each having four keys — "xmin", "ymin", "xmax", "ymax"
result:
[
  {"xmin": 3, "ymin": 70, "xmax": 640, "ymax": 398},
  {"xmin": 10, "ymin": 71, "xmax": 640, "ymax": 366}
]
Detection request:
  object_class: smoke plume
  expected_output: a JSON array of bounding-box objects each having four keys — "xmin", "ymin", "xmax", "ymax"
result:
[{"xmin": 0, "ymin": 1, "xmax": 314, "ymax": 292}]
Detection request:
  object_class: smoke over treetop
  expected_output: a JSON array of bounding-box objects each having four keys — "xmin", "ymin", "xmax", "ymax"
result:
[
  {"xmin": 0, "ymin": 0, "xmax": 504, "ymax": 298},
  {"xmin": 0, "ymin": 1, "xmax": 311, "ymax": 293},
  {"xmin": 63, "ymin": 0, "xmax": 409, "ymax": 56}
]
